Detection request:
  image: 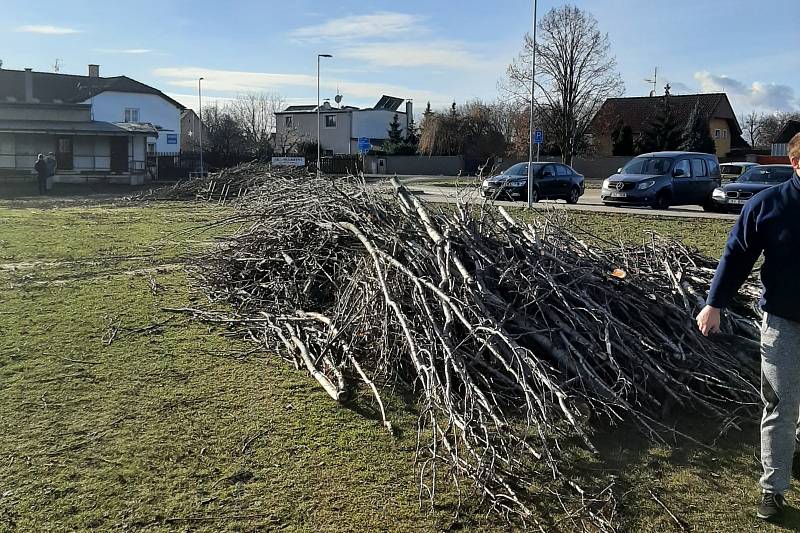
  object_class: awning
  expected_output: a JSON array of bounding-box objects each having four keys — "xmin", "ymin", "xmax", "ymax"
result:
[{"xmin": 0, "ymin": 119, "xmax": 148, "ymax": 136}]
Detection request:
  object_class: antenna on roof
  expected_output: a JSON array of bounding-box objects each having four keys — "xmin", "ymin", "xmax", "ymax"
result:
[
  {"xmin": 645, "ymin": 66, "xmax": 657, "ymax": 97},
  {"xmin": 334, "ymin": 87, "xmax": 343, "ymax": 107},
  {"xmin": 53, "ymin": 58, "xmax": 61, "ymax": 73}
]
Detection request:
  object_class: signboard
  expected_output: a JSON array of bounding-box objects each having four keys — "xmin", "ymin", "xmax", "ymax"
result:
[
  {"xmin": 533, "ymin": 128, "xmax": 543, "ymax": 145},
  {"xmin": 166, "ymin": 134, "xmax": 178, "ymax": 145},
  {"xmin": 357, "ymin": 137, "xmax": 371, "ymax": 154},
  {"xmin": 272, "ymin": 156, "xmax": 306, "ymax": 167}
]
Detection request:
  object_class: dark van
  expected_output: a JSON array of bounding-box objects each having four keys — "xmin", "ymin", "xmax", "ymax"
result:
[{"xmin": 601, "ymin": 151, "xmax": 721, "ymax": 210}]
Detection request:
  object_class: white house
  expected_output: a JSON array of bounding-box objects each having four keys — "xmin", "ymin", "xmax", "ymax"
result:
[
  {"xmin": 77, "ymin": 65, "xmax": 184, "ymax": 154},
  {"xmin": 275, "ymin": 95, "xmax": 413, "ymax": 155}
]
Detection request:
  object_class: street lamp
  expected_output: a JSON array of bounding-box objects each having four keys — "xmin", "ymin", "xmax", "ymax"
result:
[
  {"xmin": 527, "ymin": 0, "xmax": 538, "ymax": 209},
  {"xmin": 198, "ymin": 77, "xmax": 204, "ymax": 178},
  {"xmin": 317, "ymin": 54, "xmax": 332, "ymax": 177}
]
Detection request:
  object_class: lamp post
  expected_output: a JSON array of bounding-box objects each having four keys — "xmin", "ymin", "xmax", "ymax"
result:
[
  {"xmin": 198, "ymin": 77, "xmax": 204, "ymax": 178},
  {"xmin": 317, "ymin": 54, "xmax": 332, "ymax": 177},
  {"xmin": 527, "ymin": 0, "xmax": 538, "ymax": 209}
]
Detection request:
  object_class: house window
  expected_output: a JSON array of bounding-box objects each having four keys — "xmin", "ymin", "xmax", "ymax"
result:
[
  {"xmin": 714, "ymin": 129, "xmax": 721, "ymax": 139},
  {"xmin": 147, "ymin": 143, "xmax": 156, "ymax": 155},
  {"xmin": 285, "ymin": 115, "xmax": 294, "ymax": 129},
  {"xmin": 325, "ymin": 115, "xmax": 337, "ymax": 128},
  {"xmin": 722, "ymin": 129, "xmax": 728, "ymax": 139},
  {"xmin": 124, "ymin": 108, "xmax": 140, "ymax": 123}
]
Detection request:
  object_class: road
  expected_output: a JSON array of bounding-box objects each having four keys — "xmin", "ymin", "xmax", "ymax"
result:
[{"xmin": 401, "ymin": 181, "xmax": 739, "ymax": 221}]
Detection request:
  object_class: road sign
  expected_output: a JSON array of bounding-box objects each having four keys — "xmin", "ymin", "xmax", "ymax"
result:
[
  {"xmin": 533, "ymin": 128, "xmax": 543, "ymax": 145},
  {"xmin": 272, "ymin": 156, "xmax": 305, "ymax": 167},
  {"xmin": 358, "ymin": 137, "xmax": 371, "ymax": 153}
]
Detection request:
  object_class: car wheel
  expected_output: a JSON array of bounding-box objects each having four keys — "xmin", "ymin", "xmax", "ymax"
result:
[
  {"xmin": 702, "ymin": 199, "xmax": 720, "ymax": 212},
  {"xmin": 566, "ymin": 186, "xmax": 580, "ymax": 204},
  {"xmin": 529, "ymin": 187, "xmax": 540, "ymax": 203},
  {"xmin": 651, "ymin": 192, "xmax": 670, "ymax": 210}
]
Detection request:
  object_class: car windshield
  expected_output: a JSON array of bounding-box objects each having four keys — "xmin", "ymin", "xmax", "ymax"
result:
[
  {"xmin": 501, "ymin": 163, "xmax": 544, "ymax": 176},
  {"xmin": 720, "ymin": 164, "xmax": 746, "ymax": 175},
  {"xmin": 737, "ymin": 167, "xmax": 794, "ymax": 183},
  {"xmin": 622, "ymin": 157, "xmax": 672, "ymax": 175}
]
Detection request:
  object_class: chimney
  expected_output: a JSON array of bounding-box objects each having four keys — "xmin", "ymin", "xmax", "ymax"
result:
[
  {"xmin": 24, "ymin": 68, "xmax": 34, "ymax": 102},
  {"xmin": 405, "ymin": 99, "xmax": 413, "ymax": 131},
  {"xmin": 88, "ymin": 64, "xmax": 100, "ymax": 77}
]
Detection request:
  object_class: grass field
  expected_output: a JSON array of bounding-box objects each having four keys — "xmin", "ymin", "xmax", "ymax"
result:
[{"xmin": 0, "ymin": 199, "xmax": 796, "ymax": 532}]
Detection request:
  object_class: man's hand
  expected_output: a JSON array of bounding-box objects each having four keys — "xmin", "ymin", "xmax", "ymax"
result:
[{"xmin": 696, "ymin": 305, "xmax": 721, "ymax": 337}]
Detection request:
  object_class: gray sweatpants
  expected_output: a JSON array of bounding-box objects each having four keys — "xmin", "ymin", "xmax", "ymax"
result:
[{"xmin": 759, "ymin": 312, "xmax": 800, "ymax": 494}]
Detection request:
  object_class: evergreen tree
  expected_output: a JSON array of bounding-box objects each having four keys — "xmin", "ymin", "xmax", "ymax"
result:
[
  {"xmin": 405, "ymin": 119, "xmax": 419, "ymax": 146},
  {"xmin": 387, "ymin": 113, "xmax": 404, "ymax": 143},
  {"xmin": 424, "ymin": 101, "xmax": 432, "ymax": 116},
  {"xmin": 611, "ymin": 118, "xmax": 634, "ymax": 156},
  {"xmin": 680, "ymin": 99, "xmax": 717, "ymax": 154},
  {"xmin": 636, "ymin": 97, "xmax": 682, "ymax": 154}
]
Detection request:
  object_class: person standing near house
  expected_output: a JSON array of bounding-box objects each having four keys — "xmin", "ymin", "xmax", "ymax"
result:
[
  {"xmin": 696, "ymin": 131, "xmax": 800, "ymax": 521},
  {"xmin": 45, "ymin": 152, "xmax": 57, "ymax": 191},
  {"xmin": 34, "ymin": 154, "xmax": 48, "ymax": 195}
]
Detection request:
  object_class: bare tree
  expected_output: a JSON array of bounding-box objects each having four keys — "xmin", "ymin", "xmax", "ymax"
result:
[
  {"xmin": 228, "ymin": 92, "xmax": 285, "ymax": 160},
  {"xmin": 503, "ymin": 4, "xmax": 624, "ymax": 165},
  {"xmin": 743, "ymin": 110, "xmax": 765, "ymax": 148},
  {"xmin": 418, "ymin": 101, "xmax": 507, "ymax": 162},
  {"xmin": 756, "ymin": 111, "xmax": 800, "ymax": 149}
]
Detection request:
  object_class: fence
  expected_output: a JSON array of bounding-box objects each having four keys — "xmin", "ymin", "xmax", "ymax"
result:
[
  {"xmin": 318, "ymin": 155, "xmax": 363, "ymax": 175},
  {"xmin": 152, "ymin": 152, "xmax": 200, "ymax": 179}
]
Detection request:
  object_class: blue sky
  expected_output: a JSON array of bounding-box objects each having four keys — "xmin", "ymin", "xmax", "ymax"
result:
[{"xmin": 2, "ymin": 0, "xmax": 798, "ymax": 117}]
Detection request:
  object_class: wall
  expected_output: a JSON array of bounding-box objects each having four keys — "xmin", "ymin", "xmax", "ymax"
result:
[
  {"xmin": 364, "ymin": 155, "xmax": 464, "ymax": 176},
  {"xmin": 709, "ymin": 118, "xmax": 731, "ymax": 157},
  {"xmin": 0, "ymin": 103, "xmax": 91, "ymax": 122},
  {"xmin": 85, "ymin": 92, "xmax": 181, "ymax": 153},
  {"xmin": 352, "ymin": 109, "xmax": 406, "ymax": 140},
  {"xmin": 276, "ymin": 111, "xmax": 353, "ymax": 155},
  {"xmin": 500, "ymin": 156, "xmax": 632, "ymax": 180}
]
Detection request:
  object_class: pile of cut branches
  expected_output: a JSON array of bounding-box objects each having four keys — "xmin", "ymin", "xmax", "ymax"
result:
[
  {"xmin": 130, "ymin": 161, "xmax": 308, "ymax": 202},
  {"xmin": 185, "ymin": 173, "xmax": 760, "ymax": 530}
]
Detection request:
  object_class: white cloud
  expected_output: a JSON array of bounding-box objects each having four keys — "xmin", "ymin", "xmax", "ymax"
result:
[
  {"xmin": 96, "ymin": 48, "xmax": 153, "ymax": 54},
  {"xmin": 15, "ymin": 25, "xmax": 80, "ymax": 35},
  {"xmin": 340, "ymin": 41, "xmax": 491, "ymax": 70},
  {"xmin": 289, "ymin": 12, "xmax": 421, "ymax": 41},
  {"xmin": 155, "ymin": 67, "xmax": 450, "ymax": 108},
  {"xmin": 694, "ymin": 71, "xmax": 799, "ymax": 113}
]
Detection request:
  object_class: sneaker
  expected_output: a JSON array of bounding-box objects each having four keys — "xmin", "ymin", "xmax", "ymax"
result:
[{"xmin": 757, "ymin": 492, "xmax": 786, "ymax": 520}]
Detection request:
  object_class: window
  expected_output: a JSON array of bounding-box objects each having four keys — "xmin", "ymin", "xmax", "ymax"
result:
[
  {"xmin": 691, "ymin": 158, "xmax": 708, "ymax": 177},
  {"xmin": 147, "ymin": 143, "xmax": 156, "ymax": 155},
  {"xmin": 722, "ymin": 129, "xmax": 728, "ymax": 139},
  {"xmin": 124, "ymin": 108, "xmax": 140, "ymax": 123},
  {"xmin": 285, "ymin": 115, "xmax": 294, "ymax": 129},
  {"xmin": 325, "ymin": 115, "xmax": 337, "ymax": 128},
  {"xmin": 541, "ymin": 165, "xmax": 556, "ymax": 177},
  {"xmin": 673, "ymin": 159, "xmax": 691, "ymax": 177},
  {"xmin": 707, "ymin": 159, "xmax": 720, "ymax": 178},
  {"xmin": 556, "ymin": 164, "xmax": 571, "ymax": 176},
  {"xmin": 714, "ymin": 129, "xmax": 721, "ymax": 139}
]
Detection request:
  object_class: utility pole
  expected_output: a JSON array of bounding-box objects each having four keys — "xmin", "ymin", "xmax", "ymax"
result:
[
  {"xmin": 317, "ymin": 54, "xmax": 333, "ymax": 177},
  {"xmin": 198, "ymin": 77, "xmax": 204, "ymax": 178},
  {"xmin": 527, "ymin": 0, "xmax": 538, "ymax": 209}
]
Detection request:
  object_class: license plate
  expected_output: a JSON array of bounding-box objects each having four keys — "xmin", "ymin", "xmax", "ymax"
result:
[
  {"xmin": 610, "ymin": 192, "xmax": 627, "ymax": 198},
  {"xmin": 728, "ymin": 199, "xmax": 746, "ymax": 205}
]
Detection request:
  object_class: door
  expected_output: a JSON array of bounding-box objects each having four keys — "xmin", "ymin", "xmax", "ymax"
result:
[
  {"xmin": 537, "ymin": 164, "xmax": 558, "ymax": 197},
  {"xmin": 555, "ymin": 164, "xmax": 573, "ymax": 196},
  {"xmin": 670, "ymin": 159, "xmax": 693, "ymax": 205},
  {"xmin": 110, "ymin": 137, "xmax": 128, "ymax": 173},
  {"xmin": 56, "ymin": 137, "xmax": 73, "ymax": 170},
  {"xmin": 690, "ymin": 158, "xmax": 712, "ymax": 204}
]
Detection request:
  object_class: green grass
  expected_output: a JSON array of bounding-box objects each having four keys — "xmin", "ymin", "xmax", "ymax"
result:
[{"xmin": 0, "ymin": 200, "xmax": 795, "ymax": 532}]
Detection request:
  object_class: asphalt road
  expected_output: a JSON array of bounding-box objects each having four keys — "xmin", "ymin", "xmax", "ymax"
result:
[{"xmin": 408, "ymin": 184, "xmax": 739, "ymax": 221}]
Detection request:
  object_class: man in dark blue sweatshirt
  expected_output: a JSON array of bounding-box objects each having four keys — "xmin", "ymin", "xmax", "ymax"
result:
[{"xmin": 697, "ymin": 132, "xmax": 800, "ymax": 521}]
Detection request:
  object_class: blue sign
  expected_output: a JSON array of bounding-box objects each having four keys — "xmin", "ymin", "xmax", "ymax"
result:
[
  {"xmin": 166, "ymin": 134, "xmax": 178, "ymax": 145},
  {"xmin": 533, "ymin": 128, "xmax": 543, "ymax": 145},
  {"xmin": 357, "ymin": 137, "xmax": 371, "ymax": 153}
]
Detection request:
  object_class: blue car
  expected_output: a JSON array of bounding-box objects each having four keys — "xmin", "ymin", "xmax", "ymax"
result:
[
  {"xmin": 601, "ymin": 151, "xmax": 722, "ymax": 210},
  {"xmin": 481, "ymin": 162, "xmax": 585, "ymax": 204}
]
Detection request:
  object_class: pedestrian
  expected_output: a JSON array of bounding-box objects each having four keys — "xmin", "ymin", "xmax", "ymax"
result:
[
  {"xmin": 45, "ymin": 151, "xmax": 57, "ymax": 190},
  {"xmin": 696, "ymin": 131, "xmax": 800, "ymax": 521},
  {"xmin": 34, "ymin": 154, "xmax": 48, "ymax": 195}
]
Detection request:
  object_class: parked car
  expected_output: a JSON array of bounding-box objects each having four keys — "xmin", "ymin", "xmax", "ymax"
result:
[
  {"xmin": 481, "ymin": 162, "xmax": 585, "ymax": 204},
  {"xmin": 601, "ymin": 151, "xmax": 721, "ymax": 210},
  {"xmin": 709, "ymin": 165, "xmax": 795, "ymax": 211},
  {"xmin": 720, "ymin": 162, "xmax": 758, "ymax": 182}
]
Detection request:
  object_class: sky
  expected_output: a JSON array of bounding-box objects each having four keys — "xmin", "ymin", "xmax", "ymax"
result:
[{"xmin": 1, "ymin": 0, "xmax": 798, "ymax": 118}]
